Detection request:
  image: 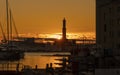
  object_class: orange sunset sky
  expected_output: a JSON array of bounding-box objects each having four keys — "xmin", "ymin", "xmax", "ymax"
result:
[{"xmin": 0, "ymin": 0, "xmax": 95, "ymax": 39}]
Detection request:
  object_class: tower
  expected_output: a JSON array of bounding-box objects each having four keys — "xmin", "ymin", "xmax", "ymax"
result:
[{"xmin": 62, "ymin": 18, "xmax": 66, "ymax": 41}]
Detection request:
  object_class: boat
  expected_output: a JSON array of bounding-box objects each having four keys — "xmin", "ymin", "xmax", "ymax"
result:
[
  {"xmin": 0, "ymin": 0, "xmax": 24, "ymax": 61},
  {"xmin": 0, "ymin": 44, "xmax": 24, "ymax": 61}
]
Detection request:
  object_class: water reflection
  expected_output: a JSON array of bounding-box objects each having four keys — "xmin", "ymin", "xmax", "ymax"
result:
[{"xmin": 20, "ymin": 52, "xmax": 69, "ymax": 69}]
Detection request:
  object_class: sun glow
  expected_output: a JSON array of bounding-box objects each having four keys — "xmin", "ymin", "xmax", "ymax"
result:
[
  {"xmin": 52, "ymin": 34, "xmax": 62, "ymax": 39},
  {"xmin": 17, "ymin": 32, "xmax": 95, "ymax": 39}
]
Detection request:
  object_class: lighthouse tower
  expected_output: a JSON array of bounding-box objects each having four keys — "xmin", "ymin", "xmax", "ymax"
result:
[{"xmin": 62, "ymin": 18, "xmax": 67, "ymax": 41}]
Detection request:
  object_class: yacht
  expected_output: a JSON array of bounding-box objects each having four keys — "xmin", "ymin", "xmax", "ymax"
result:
[{"xmin": 0, "ymin": 0, "xmax": 24, "ymax": 61}]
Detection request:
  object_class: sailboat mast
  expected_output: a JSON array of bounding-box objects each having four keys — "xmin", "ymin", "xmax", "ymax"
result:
[
  {"xmin": 10, "ymin": 9, "xmax": 12, "ymax": 41},
  {"xmin": 12, "ymin": 14, "xmax": 19, "ymax": 39},
  {"xmin": 0, "ymin": 22, "xmax": 7, "ymax": 43},
  {"xmin": 6, "ymin": 0, "xmax": 9, "ymax": 44}
]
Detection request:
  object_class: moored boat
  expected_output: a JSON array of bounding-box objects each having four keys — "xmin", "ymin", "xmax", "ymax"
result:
[
  {"xmin": 0, "ymin": 44, "xmax": 24, "ymax": 61},
  {"xmin": 0, "ymin": 0, "xmax": 24, "ymax": 61}
]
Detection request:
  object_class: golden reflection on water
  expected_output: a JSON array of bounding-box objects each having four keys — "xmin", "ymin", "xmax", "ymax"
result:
[{"xmin": 20, "ymin": 52, "xmax": 68, "ymax": 69}]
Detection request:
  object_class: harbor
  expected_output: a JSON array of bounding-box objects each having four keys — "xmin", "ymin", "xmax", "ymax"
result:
[{"xmin": 1, "ymin": 0, "xmax": 120, "ymax": 75}]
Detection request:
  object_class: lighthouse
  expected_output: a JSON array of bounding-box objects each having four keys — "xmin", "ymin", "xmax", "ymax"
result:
[{"xmin": 62, "ymin": 18, "xmax": 66, "ymax": 41}]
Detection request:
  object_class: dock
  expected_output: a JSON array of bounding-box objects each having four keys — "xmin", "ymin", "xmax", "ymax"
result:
[{"xmin": 0, "ymin": 62, "xmax": 73, "ymax": 75}]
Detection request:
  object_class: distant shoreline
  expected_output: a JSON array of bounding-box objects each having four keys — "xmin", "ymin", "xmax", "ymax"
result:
[
  {"xmin": 24, "ymin": 51, "xmax": 71, "ymax": 56},
  {"xmin": 24, "ymin": 51, "xmax": 71, "ymax": 53}
]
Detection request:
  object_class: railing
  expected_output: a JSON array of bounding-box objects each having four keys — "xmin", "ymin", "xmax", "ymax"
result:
[{"xmin": 0, "ymin": 62, "xmax": 24, "ymax": 71}]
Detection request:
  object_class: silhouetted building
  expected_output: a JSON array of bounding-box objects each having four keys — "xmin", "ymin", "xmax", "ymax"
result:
[
  {"xmin": 24, "ymin": 38, "xmax": 35, "ymax": 44},
  {"xmin": 96, "ymin": 0, "xmax": 120, "ymax": 55},
  {"xmin": 62, "ymin": 18, "xmax": 67, "ymax": 42}
]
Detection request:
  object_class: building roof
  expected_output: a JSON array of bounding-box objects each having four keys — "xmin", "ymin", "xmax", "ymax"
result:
[{"xmin": 96, "ymin": 0, "xmax": 120, "ymax": 7}]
